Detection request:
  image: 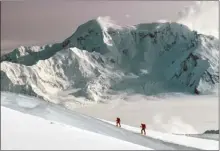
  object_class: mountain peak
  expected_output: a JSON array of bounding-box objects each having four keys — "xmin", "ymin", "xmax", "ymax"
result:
[
  {"xmin": 1, "ymin": 18, "xmax": 219, "ymax": 103},
  {"xmin": 96, "ymin": 16, "xmax": 123, "ymax": 31}
]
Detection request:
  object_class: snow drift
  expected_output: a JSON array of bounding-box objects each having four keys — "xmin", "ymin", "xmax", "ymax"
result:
[{"xmin": 1, "ymin": 16, "xmax": 219, "ymax": 105}]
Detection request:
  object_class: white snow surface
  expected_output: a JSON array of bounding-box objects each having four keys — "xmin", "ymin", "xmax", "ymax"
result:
[
  {"xmin": 75, "ymin": 93, "xmax": 218, "ymax": 134},
  {"xmin": 1, "ymin": 106, "xmax": 150, "ymax": 150},
  {"xmin": 1, "ymin": 92, "xmax": 218, "ymax": 150},
  {"xmin": 1, "ymin": 3, "xmax": 218, "ymax": 149},
  {"xmin": 100, "ymin": 120, "xmax": 219, "ymax": 150}
]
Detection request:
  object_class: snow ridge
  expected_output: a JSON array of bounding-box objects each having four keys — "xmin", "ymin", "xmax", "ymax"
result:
[{"xmin": 1, "ymin": 17, "xmax": 219, "ymax": 106}]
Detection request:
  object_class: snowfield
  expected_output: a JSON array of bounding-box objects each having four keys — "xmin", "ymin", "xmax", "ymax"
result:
[
  {"xmin": 75, "ymin": 93, "xmax": 218, "ymax": 134},
  {"xmin": 100, "ymin": 119, "xmax": 219, "ymax": 150},
  {"xmin": 1, "ymin": 92, "xmax": 219, "ymax": 150},
  {"xmin": 1, "ymin": 106, "xmax": 150, "ymax": 150},
  {"xmin": 1, "ymin": 2, "xmax": 219, "ymax": 150}
]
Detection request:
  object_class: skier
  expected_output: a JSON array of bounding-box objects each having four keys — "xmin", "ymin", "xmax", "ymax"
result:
[
  {"xmin": 140, "ymin": 123, "xmax": 146, "ymax": 135},
  {"xmin": 116, "ymin": 117, "xmax": 121, "ymax": 127}
]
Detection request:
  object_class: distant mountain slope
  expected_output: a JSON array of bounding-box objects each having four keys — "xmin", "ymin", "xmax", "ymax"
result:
[{"xmin": 1, "ymin": 17, "xmax": 219, "ymax": 104}]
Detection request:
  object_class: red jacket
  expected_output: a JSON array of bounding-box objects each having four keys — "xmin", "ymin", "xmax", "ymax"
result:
[
  {"xmin": 141, "ymin": 124, "xmax": 146, "ymax": 129},
  {"xmin": 116, "ymin": 118, "xmax": 120, "ymax": 123}
]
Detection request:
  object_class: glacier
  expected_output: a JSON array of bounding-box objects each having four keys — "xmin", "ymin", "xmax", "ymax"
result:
[{"xmin": 1, "ymin": 17, "xmax": 219, "ymax": 105}]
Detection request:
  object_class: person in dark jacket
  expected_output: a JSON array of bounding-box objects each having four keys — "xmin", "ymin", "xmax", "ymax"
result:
[
  {"xmin": 140, "ymin": 123, "xmax": 146, "ymax": 135},
  {"xmin": 116, "ymin": 117, "xmax": 121, "ymax": 127}
]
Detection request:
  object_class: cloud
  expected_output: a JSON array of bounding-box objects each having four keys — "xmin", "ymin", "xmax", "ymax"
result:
[{"xmin": 177, "ymin": 1, "xmax": 219, "ymax": 38}]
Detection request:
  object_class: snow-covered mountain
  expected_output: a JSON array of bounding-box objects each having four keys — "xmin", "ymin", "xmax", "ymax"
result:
[{"xmin": 1, "ymin": 17, "xmax": 219, "ymax": 105}]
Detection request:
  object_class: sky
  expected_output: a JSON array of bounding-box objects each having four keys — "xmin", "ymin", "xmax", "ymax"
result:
[{"xmin": 1, "ymin": 1, "xmax": 195, "ymax": 52}]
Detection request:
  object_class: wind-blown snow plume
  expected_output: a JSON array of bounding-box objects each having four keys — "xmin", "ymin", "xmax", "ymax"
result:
[
  {"xmin": 97, "ymin": 16, "xmax": 122, "ymax": 31},
  {"xmin": 177, "ymin": 1, "xmax": 219, "ymax": 39}
]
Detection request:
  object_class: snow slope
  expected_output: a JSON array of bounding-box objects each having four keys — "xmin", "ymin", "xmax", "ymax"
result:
[
  {"xmin": 100, "ymin": 119, "xmax": 219, "ymax": 150},
  {"xmin": 1, "ymin": 92, "xmax": 218, "ymax": 150},
  {"xmin": 74, "ymin": 93, "xmax": 218, "ymax": 134},
  {"xmin": 1, "ymin": 106, "xmax": 150, "ymax": 150},
  {"xmin": 1, "ymin": 16, "xmax": 219, "ymax": 105}
]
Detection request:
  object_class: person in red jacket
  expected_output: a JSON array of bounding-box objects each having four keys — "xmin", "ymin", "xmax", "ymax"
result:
[
  {"xmin": 116, "ymin": 117, "xmax": 121, "ymax": 127},
  {"xmin": 140, "ymin": 123, "xmax": 146, "ymax": 135}
]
